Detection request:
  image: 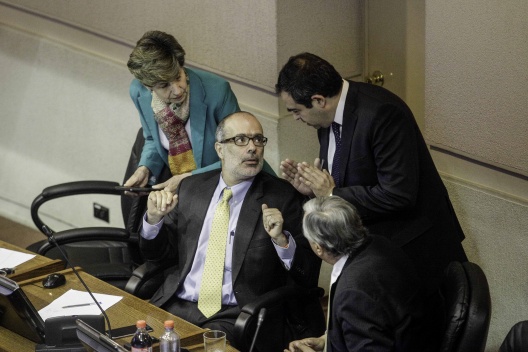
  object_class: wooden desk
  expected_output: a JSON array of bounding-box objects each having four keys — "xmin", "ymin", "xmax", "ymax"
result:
[
  {"xmin": 0, "ymin": 268, "xmax": 238, "ymax": 352},
  {"xmin": 0, "ymin": 240, "xmax": 65, "ymax": 282}
]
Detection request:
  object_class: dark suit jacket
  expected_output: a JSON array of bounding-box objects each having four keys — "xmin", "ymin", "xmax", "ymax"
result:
[
  {"xmin": 320, "ymin": 81, "xmax": 467, "ymax": 291},
  {"xmin": 140, "ymin": 169, "xmax": 321, "ymax": 310},
  {"xmin": 327, "ymin": 235, "xmax": 431, "ymax": 352}
]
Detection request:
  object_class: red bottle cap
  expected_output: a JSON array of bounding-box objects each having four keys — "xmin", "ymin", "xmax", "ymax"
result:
[
  {"xmin": 164, "ymin": 320, "xmax": 174, "ymax": 329},
  {"xmin": 136, "ymin": 320, "xmax": 147, "ymax": 328}
]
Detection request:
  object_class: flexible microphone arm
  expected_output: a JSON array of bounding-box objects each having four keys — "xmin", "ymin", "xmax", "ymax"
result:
[
  {"xmin": 248, "ymin": 308, "xmax": 266, "ymax": 352},
  {"xmin": 42, "ymin": 225, "xmax": 113, "ymax": 339}
]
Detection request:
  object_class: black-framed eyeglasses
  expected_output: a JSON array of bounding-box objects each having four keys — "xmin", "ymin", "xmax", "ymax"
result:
[{"xmin": 219, "ymin": 134, "xmax": 268, "ymax": 147}]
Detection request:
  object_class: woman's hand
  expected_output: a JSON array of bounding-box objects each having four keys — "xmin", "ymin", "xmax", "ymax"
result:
[
  {"xmin": 152, "ymin": 172, "xmax": 191, "ymax": 193},
  {"xmin": 123, "ymin": 166, "xmax": 150, "ymax": 196}
]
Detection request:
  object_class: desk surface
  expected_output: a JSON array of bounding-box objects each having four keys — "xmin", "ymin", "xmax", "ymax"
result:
[
  {"xmin": 0, "ymin": 268, "xmax": 238, "ymax": 351},
  {"xmin": 0, "ymin": 240, "xmax": 65, "ymax": 282}
]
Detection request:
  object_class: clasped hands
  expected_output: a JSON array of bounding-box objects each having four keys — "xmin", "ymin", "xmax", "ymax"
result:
[
  {"xmin": 280, "ymin": 158, "xmax": 335, "ymax": 197},
  {"xmin": 146, "ymin": 190, "xmax": 178, "ymax": 225}
]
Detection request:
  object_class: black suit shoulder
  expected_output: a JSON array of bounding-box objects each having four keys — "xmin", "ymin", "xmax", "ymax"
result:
[
  {"xmin": 179, "ymin": 169, "xmax": 297, "ymax": 192},
  {"xmin": 329, "ymin": 235, "xmax": 427, "ymax": 352},
  {"xmin": 179, "ymin": 169, "xmax": 221, "ymax": 187},
  {"xmin": 347, "ymin": 80, "xmax": 412, "ymax": 112},
  {"xmin": 338, "ymin": 235, "xmax": 421, "ymax": 296}
]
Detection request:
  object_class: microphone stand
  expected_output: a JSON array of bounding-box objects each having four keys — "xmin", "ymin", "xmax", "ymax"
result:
[
  {"xmin": 41, "ymin": 225, "xmax": 113, "ymax": 338},
  {"xmin": 248, "ymin": 308, "xmax": 266, "ymax": 352}
]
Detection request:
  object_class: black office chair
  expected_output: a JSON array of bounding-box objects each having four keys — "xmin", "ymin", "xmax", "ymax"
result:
[
  {"xmin": 27, "ymin": 180, "xmax": 140, "ymax": 290},
  {"xmin": 438, "ymin": 261, "xmax": 491, "ymax": 352},
  {"xmin": 499, "ymin": 320, "xmax": 528, "ymax": 352},
  {"xmin": 26, "ymin": 128, "xmax": 162, "ymax": 295},
  {"xmin": 126, "ymin": 261, "xmax": 325, "ymax": 351}
]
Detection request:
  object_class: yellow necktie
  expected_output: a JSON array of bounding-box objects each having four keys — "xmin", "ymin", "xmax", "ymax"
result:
[{"xmin": 198, "ymin": 188, "xmax": 233, "ymax": 318}]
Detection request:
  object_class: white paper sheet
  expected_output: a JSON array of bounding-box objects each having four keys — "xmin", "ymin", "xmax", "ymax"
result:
[
  {"xmin": 38, "ymin": 289, "xmax": 123, "ymax": 321},
  {"xmin": 0, "ymin": 248, "xmax": 36, "ymax": 268}
]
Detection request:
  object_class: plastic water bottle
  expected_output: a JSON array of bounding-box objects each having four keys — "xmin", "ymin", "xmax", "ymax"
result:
[
  {"xmin": 130, "ymin": 320, "xmax": 153, "ymax": 352},
  {"xmin": 159, "ymin": 320, "xmax": 180, "ymax": 352}
]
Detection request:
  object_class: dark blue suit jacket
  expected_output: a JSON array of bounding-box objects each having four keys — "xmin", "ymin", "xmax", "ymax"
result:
[
  {"xmin": 320, "ymin": 81, "xmax": 467, "ymax": 291},
  {"xmin": 327, "ymin": 236, "xmax": 432, "ymax": 352}
]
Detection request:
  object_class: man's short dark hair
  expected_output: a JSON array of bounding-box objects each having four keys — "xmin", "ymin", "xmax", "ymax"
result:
[{"xmin": 276, "ymin": 53, "xmax": 343, "ymax": 108}]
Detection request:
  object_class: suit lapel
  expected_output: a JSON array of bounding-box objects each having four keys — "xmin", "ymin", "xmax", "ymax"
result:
[
  {"xmin": 231, "ymin": 174, "xmax": 265, "ymax": 283},
  {"xmin": 179, "ymin": 173, "xmax": 219, "ymax": 277},
  {"xmin": 324, "ymin": 280, "xmax": 338, "ymax": 352},
  {"xmin": 138, "ymin": 87, "xmax": 168, "ymax": 162},
  {"xmin": 327, "ymin": 257, "xmax": 352, "ymax": 332},
  {"xmin": 337, "ymin": 81, "xmax": 359, "ymax": 186},
  {"xmin": 187, "ymin": 69, "xmax": 208, "ymax": 168}
]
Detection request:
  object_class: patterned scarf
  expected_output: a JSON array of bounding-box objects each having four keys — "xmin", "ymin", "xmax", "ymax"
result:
[{"xmin": 151, "ymin": 78, "xmax": 196, "ymax": 176}]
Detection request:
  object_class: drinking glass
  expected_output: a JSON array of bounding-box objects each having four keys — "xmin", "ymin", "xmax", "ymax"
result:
[{"xmin": 203, "ymin": 330, "xmax": 226, "ymax": 352}]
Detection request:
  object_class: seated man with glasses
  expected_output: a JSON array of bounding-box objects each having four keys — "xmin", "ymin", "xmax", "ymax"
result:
[{"xmin": 139, "ymin": 111, "xmax": 321, "ymax": 351}]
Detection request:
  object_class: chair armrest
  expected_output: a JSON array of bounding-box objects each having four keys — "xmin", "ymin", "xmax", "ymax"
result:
[
  {"xmin": 36, "ymin": 227, "xmax": 132, "ymax": 255},
  {"xmin": 41, "ymin": 181, "xmax": 122, "ymax": 198},
  {"xmin": 31, "ymin": 180, "xmax": 121, "ymax": 235},
  {"xmin": 124, "ymin": 259, "xmax": 177, "ymax": 299},
  {"xmin": 239, "ymin": 286, "xmax": 296, "ymax": 317},
  {"xmin": 233, "ymin": 286, "xmax": 324, "ymax": 348}
]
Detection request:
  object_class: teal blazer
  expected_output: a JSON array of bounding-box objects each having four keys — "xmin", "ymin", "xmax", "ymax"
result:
[{"xmin": 129, "ymin": 67, "xmax": 240, "ymax": 181}]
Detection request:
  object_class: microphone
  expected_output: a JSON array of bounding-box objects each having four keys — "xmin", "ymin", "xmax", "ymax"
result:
[
  {"xmin": 248, "ymin": 308, "xmax": 266, "ymax": 352},
  {"xmin": 41, "ymin": 225, "xmax": 113, "ymax": 338}
]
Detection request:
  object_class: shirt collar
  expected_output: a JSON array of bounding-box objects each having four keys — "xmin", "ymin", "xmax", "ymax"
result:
[
  {"xmin": 333, "ymin": 79, "xmax": 349, "ymax": 126},
  {"xmin": 330, "ymin": 254, "xmax": 349, "ymax": 285},
  {"xmin": 216, "ymin": 175, "xmax": 254, "ymax": 204}
]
